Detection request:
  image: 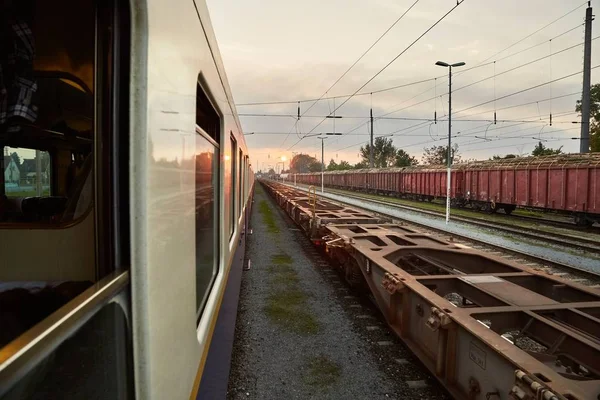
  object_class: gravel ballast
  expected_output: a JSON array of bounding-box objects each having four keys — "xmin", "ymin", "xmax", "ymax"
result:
[{"xmin": 227, "ymin": 184, "xmax": 448, "ymax": 400}]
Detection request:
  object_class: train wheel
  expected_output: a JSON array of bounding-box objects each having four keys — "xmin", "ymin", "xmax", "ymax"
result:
[
  {"xmin": 574, "ymin": 213, "xmax": 594, "ymax": 227},
  {"xmin": 503, "ymin": 206, "xmax": 516, "ymax": 215}
]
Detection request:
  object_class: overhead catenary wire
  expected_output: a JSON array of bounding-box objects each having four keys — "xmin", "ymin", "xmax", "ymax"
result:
[
  {"xmin": 236, "ymin": 22, "xmax": 584, "ymax": 111},
  {"xmin": 338, "ymin": 35, "xmax": 595, "ymax": 138},
  {"xmin": 460, "ymin": 1, "xmax": 588, "ymax": 71},
  {"xmin": 452, "ymin": 65, "xmax": 600, "ymax": 116},
  {"xmin": 332, "ymin": 110, "xmax": 578, "ymax": 153},
  {"xmin": 239, "ymin": 114, "xmax": 579, "ymax": 124},
  {"xmin": 287, "ymin": 0, "xmax": 466, "ymax": 150},
  {"xmin": 299, "ymin": 0, "xmax": 421, "ymax": 118},
  {"xmin": 278, "ymin": 0, "xmax": 421, "ymax": 150}
]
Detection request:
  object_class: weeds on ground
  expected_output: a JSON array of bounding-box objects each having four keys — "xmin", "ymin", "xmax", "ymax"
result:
[
  {"xmin": 259, "ymin": 200, "xmax": 280, "ymax": 234},
  {"xmin": 303, "ymin": 355, "xmax": 341, "ymax": 388},
  {"xmin": 263, "ymin": 253, "xmax": 320, "ymax": 335}
]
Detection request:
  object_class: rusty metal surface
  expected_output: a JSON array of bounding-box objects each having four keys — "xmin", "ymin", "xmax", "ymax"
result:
[
  {"xmin": 261, "ymin": 179, "xmax": 600, "ymax": 400},
  {"xmin": 262, "ymin": 182, "xmax": 381, "ymax": 237}
]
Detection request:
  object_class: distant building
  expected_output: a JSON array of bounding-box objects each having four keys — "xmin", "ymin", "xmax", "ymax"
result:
[
  {"xmin": 20, "ymin": 158, "xmax": 50, "ymax": 185},
  {"xmin": 4, "ymin": 158, "xmax": 20, "ymax": 184}
]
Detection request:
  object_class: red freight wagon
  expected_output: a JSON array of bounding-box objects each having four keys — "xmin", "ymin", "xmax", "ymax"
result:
[
  {"xmin": 293, "ymin": 154, "xmax": 600, "ymax": 226},
  {"xmin": 462, "ymin": 155, "xmax": 600, "ymax": 224},
  {"xmin": 401, "ymin": 166, "xmax": 463, "ymax": 201},
  {"xmin": 462, "ymin": 166, "xmax": 517, "ymax": 213}
]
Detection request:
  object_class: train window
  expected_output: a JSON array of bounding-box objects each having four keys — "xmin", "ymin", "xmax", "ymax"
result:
[
  {"xmin": 196, "ymin": 82, "xmax": 219, "ymax": 142},
  {"xmin": 195, "ymin": 127, "xmax": 219, "ymax": 315},
  {"xmin": 0, "ymin": 0, "xmax": 94, "ymax": 225},
  {"xmin": 3, "ymin": 147, "xmax": 52, "ymax": 198},
  {"xmin": 0, "ymin": 0, "xmax": 132, "ymax": 395},
  {"xmin": 0, "ymin": 293, "xmax": 133, "ymax": 399},
  {"xmin": 195, "ymin": 82, "xmax": 221, "ymax": 315},
  {"xmin": 230, "ymin": 135, "xmax": 237, "ymax": 239}
]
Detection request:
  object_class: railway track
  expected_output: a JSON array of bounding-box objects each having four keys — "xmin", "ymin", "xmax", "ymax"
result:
[
  {"xmin": 312, "ymin": 187, "xmax": 600, "ymax": 255},
  {"xmin": 505, "ymin": 212, "xmax": 600, "ymax": 233},
  {"xmin": 287, "ymin": 181, "xmax": 600, "ymax": 234},
  {"xmin": 283, "ymin": 181, "xmax": 600, "ymax": 283},
  {"xmin": 261, "ymin": 179, "xmax": 600, "ymax": 400}
]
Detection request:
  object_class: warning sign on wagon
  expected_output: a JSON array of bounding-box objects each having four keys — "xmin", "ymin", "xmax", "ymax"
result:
[{"xmin": 469, "ymin": 342, "xmax": 487, "ymax": 370}]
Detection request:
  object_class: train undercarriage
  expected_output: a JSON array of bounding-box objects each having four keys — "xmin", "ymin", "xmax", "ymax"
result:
[{"xmin": 262, "ymin": 179, "xmax": 600, "ymax": 400}]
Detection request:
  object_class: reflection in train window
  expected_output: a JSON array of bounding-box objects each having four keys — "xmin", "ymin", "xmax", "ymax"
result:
[
  {"xmin": 3, "ymin": 147, "xmax": 51, "ymax": 198},
  {"xmin": 196, "ymin": 128, "xmax": 219, "ymax": 315},
  {"xmin": 0, "ymin": 0, "xmax": 97, "ymax": 349},
  {"xmin": 0, "ymin": 0, "xmax": 94, "ymax": 226},
  {"xmin": 0, "ymin": 301, "xmax": 133, "ymax": 399}
]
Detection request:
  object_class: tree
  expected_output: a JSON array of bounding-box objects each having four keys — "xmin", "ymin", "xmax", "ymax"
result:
[
  {"xmin": 491, "ymin": 154, "xmax": 517, "ymax": 160},
  {"xmin": 576, "ymin": 83, "xmax": 600, "ymax": 152},
  {"xmin": 359, "ymin": 137, "xmax": 397, "ymax": 168},
  {"xmin": 326, "ymin": 159, "xmax": 353, "ymax": 171},
  {"xmin": 531, "ymin": 141, "xmax": 563, "ymax": 156},
  {"xmin": 267, "ymin": 168, "xmax": 276, "ymax": 175},
  {"xmin": 394, "ymin": 149, "xmax": 418, "ymax": 167},
  {"xmin": 338, "ymin": 160, "xmax": 352, "ymax": 170},
  {"xmin": 10, "ymin": 152, "xmax": 21, "ymax": 167},
  {"xmin": 421, "ymin": 143, "xmax": 461, "ymax": 165},
  {"xmin": 354, "ymin": 160, "xmax": 369, "ymax": 169},
  {"xmin": 289, "ymin": 153, "xmax": 322, "ymax": 173},
  {"xmin": 327, "ymin": 159, "xmax": 338, "ymax": 171}
]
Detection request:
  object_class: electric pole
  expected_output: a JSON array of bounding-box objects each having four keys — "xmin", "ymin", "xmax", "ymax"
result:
[
  {"xmin": 370, "ymin": 108, "xmax": 374, "ymax": 168},
  {"xmin": 580, "ymin": 2, "xmax": 593, "ymax": 153}
]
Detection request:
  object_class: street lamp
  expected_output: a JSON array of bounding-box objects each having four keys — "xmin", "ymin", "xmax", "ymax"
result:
[
  {"xmin": 280, "ymin": 156, "xmax": 287, "ymax": 182},
  {"xmin": 435, "ymin": 60, "xmax": 465, "ymax": 224},
  {"xmin": 317, "ymin": 133, "xmax": 342, "ymax": 193}
]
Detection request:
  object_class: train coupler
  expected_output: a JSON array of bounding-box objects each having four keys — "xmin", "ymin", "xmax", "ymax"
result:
[
  {"xmin": 381, "ymin": 272, "xmax": 404, "ymax": 295},
  {"xmin": 426, "ymin": 307, "xmax": 452, "ymax": 332},
  {"xmin": 510, "ymin": 370, "xmax": 561, "ymax": 400}
]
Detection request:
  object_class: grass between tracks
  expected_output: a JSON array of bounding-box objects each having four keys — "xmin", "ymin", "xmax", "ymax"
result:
[
  {"xmin": 264, "ymin": 253, "xmax": 320, "ymax": 335},
  {"xmin": 303, "ymin": 355, "xmax": 341, "ymax": 388},
  {"xmin": 259, "ymin": 200, "xmax": 280, "ymax": 234}
]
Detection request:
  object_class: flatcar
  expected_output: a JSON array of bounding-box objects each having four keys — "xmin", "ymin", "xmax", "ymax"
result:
[
  {"xmin": 295, "ymin": 154, "xmax": 600, "ymax": 226},
  {"xmin": 0, "ymin": 1, "xmax": 252, "ymax": 399}
]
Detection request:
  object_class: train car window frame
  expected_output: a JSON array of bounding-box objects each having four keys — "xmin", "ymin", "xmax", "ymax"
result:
[
  {"xmin": 229, "ymin": 134, "xmax": 237, "ymax": 240},
  {"xmin": 238, "ymin": 148, "xmax": 243, "ymax": 219},
  {"xmin": 194, "ymin": 126, "xmax": 220, "ymax": 317},
  {"xmin": 0, "ymin": 0, "xmax": 134, "ymax": 397},
  {"xmin": 194, "ymin": 80, "xmax": 221, "ymax": 318}
]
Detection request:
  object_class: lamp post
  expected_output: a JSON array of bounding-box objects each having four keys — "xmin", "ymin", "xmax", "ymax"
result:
[
  {"xmin": 317, "ymin": 133, "xmax": 342, "ymax": 193},
  {"xmin": 435, "ymin": 60, "xmax": 465, "ymax": 224},
  {"xmin": 281, "ymin": 156, "xmax": 287, "ymax": 182}
]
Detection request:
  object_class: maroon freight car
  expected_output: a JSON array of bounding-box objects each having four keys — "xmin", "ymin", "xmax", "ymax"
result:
[
  {"xmin": 292, "ymin": 154, "xmax": 600, "ymax": 226},
  {"xmin": 460, "ymin": 155, "xmax": 600, "ymax": 225}
]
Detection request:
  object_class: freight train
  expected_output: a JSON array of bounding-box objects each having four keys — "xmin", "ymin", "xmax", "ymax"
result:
[
  {"xmin": 294, "ymin": 154, "xmax": 600, "ymax": 226},
  {"xmin": 0, "ymin": 1, "xmax": 252, "ymax": 399}
]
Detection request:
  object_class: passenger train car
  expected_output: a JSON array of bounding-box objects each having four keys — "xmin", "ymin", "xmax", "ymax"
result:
[{"xmin": 0, "ymin": 0, "xmax": 252, "ymax": 399}]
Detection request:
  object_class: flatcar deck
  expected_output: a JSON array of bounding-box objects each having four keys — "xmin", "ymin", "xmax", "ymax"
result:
[{"xmin": 261, "ymin": 179, "xmax": 600, "ymax": 400}]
